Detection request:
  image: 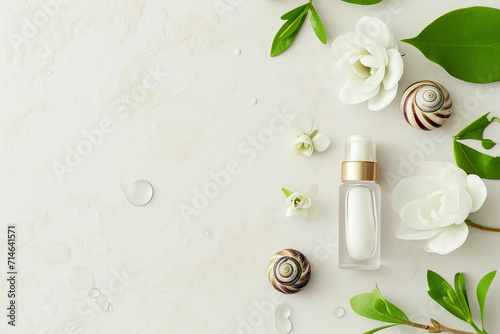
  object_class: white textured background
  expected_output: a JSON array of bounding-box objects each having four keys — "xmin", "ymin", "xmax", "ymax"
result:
[{"xmin": 1, "ymin": 0, "xmax": 500, "ymax": 333}]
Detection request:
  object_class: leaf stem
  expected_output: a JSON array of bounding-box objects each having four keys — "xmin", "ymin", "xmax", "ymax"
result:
[
  {"xmin": 404, "ymin": 319, "xmax": 477, "ymax": 334},
  {"xmin": 465, "ymin": 218, "xmax": 500, "ymax": 232}
]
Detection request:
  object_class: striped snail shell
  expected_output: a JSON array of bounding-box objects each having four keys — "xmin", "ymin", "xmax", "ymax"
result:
[
  {"xmin": 267, "ymin": 249, "xmax": 311, "ymax": 294},
  {"xmin": 400, "ymin": 80, "xmax": 452, "ymax": 131}
]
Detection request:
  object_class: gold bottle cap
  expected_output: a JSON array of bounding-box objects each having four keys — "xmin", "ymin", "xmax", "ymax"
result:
[{"xmin": 341, "ymin": 161, "xmax": 378, "ymax": 182}]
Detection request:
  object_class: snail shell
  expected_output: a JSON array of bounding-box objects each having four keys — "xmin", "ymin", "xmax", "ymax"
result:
[
  {"xmin": 267, "ymin": 249, "xmax": 311, "ymax": 294},
  {"xmin": 400, "ymin": 80, "xmax": 452, "ymax": 131}
]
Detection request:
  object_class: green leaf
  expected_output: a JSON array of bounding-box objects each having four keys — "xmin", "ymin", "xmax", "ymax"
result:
[
  {"xmin": 309, "ymin": 6, "xmax": 327, "ymax": 44},
  {"xmin": 280, "ymin": 3, "xmax": 309, "ymax": 20},
  {"xmin": 477, "ymin": 270, "xmax": 496, "ymax": 330},
  {"xmin": 427, "ymin": 270, "xmax": 467, "ymax": 321},
  {"xmin": 351, "ymin": 289, "xmax": 408, "ymax": 324},
  {"xmin": 454, "ymin": 273, "xmax": 471, "ymax": 321},
  {"xmin": 402, "ymin": 6, "xmax": 500, "ymax": 83},
  {"xmin": 453, "ymin": 140, "xmax": 500, "ymax": 179},
  {"xmin": 279, "ymin": 9, "xmax": 308, "ymax": 39},
  {"xmin": 453, "ymin": 113, "xmax": 500, "ymax": 178},
  {"xmin": 373, "ymin": 286, "xmax": 409, "ymax": 322},
  {"xmin": 270, "ymin": 12, "xmax": 307, "ymax": 57},
  {"xmin": 362, "ymin": 324, "xmax": 398, "ymax": 334},
  {"xmin": 281, "ymin": 188, "xmax": 293, "ymax": 197},
  {"xmin": 482, "ymin": 139, "xmax": 497, "ymax": 150},
  {"xmin": 454, "ymin": 112, "xmax": 492, "ymax": 140},
  {"xmin": 341, "ymin": 0, "xmax": 383, "ymax": 4}
]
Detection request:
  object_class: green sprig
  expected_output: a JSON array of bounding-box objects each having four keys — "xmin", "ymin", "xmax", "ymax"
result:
[
  {"xmin": 351, "ymin": 270, "xmax": 496, "ymax": 334},
  {"xmin": 270, "ymin": 1, "xmax": 326, "ymax": 57}
]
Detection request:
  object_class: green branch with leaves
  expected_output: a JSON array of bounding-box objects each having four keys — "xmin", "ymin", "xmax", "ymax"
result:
[
  {"xmin": 351, "ymin": 270, "xmax": 497, "ymax": 334},
  {"xmin": 270, "ymin": 0, "xmax": 382, "ymax": 57}
]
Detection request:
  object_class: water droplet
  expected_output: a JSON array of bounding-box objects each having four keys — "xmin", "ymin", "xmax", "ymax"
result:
[
  {"xmin": 88, "ymin": 288, "xmax": 100, "ymax": 298},
  {"xmin": 275, "ymin": 304, "xmax": 291, "ymax": 318},
  {"xmin": 47, "ymin": 70, "xmax": 52, "ymax": 75},
  {"xmin": 250, "ymin": 98, "xmax": 258, "ymax": 105},
  {"xmin": 275, "ymin": 304, "xmax": 292, "ymax": 334},
  {"xmin": 39, "ymin": 47, "xmax": 44, "ymax": 52},
  {"xmin": 183, "ymin": 238, "xmax": 189, "ymax": 244},
  {"xmin": 234, "ymin": 48, "xmax": 242, "ymax": 55},
  {"xmin": 205, "ymin": 230, "xmax": 211, "ymax": 236},
  {"xmin": 69, "ymin": 297, "xmax": 74, "ymax": 301},
  {"xmin": 43, "ymin": 242, "xmax": 70, "ymax": 265},
  {"xmin": 124, "ymin": 180, "xmax": 154, "ymax": 206},
  {"xmin": 68, "ymin": 267, "xmax": 94, "ymax": 290},
  {"xmin": 276, "ymin": 318, "xmax": 292, "ymax": 334},
  {"xmin": 100, "ymin": 301, "xmax": 110, "ymax": 311},
  {"xmin": 332, "ymin": 306, "xmax": 345, "ymax": 318},
  {"xmin": 107, "ymin": 303, "xmax": 114, "ymax": 312}
]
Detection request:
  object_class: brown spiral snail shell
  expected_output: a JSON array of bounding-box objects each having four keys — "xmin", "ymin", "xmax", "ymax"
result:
[
  {"xmin": 267, "ymin": 249, "xmax": 311, "ymax": 294},
  {"xmin": 400, "ymin": 80, "xmax": 452, "ymax": 131}
]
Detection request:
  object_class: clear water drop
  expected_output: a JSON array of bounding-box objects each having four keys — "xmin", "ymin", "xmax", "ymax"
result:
[
  {"xmin": 275, "ymin": 304, "xmax": 292, "ymax": 334},
  {"xmin": 69, "ymin": 267, "xmax": 94, "ymax": 290},
  {"xmin": 276, "ymin": 318, "xmax": 292, "ymax": 334},
  {"xmin": 234, "ymin": 48, "xmax": 242, "ymax": 55},
  {"xmin": 332, "ymin": 306, "xmax": 345, "ymax": 318},
  {"xmin": 275, "ymin": 304, "xmax": 291, "ymax": 318},
  {"xmin": 107, "ymin": 303, "xmax": 114, "ymax": 312},
  {"xmin": 47, "ymin": 70, "xmax": 52, "ymax": 75},
  {"xmin": 43, "ymin": 242, "xmax": 70, "ymax": 265},
  {"xmin": 100, "ymin": 301, "xmax": 110, "ymax": 311},
  {"xmin": 183, "ymin": 238, "xmax": 189, "ymax": 244},
  {"xmin": 250, "ymin": 98, "xmax": 258, "ymax": 105},
  {"xmin": 205, "ymin": 231, "xmax": 211, "ymax": 236},
  {"xmin": 125, "ymin": 180, "xmax": 154, "ymax": 206},
  {"xmin": 88, "ymin": 288, "xmax": 100, "ymax": 298}
]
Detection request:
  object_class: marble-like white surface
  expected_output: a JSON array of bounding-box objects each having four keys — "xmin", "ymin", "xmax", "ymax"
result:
[{"xmin": 1, "ymin": 0, "xmax": 500, "ymax": 333}]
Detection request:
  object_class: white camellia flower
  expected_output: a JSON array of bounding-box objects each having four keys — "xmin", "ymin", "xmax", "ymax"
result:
[
  {"xmin": 285, "ymin": 192, "xmax": 312, "ymax": 218},
  {"xmin": 392, "ymin": 161, "xmax": 487, "ymax": 255},
  {"xmin": 289, "ymin": 113, "xmax": 331, "ymax": 156},
  {"xmin": 332, "ymin": 16, "xmax": 404, "ymax": 111}
]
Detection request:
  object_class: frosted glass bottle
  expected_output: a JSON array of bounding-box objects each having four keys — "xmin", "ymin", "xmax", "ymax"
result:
[{"xmin": 338, "ymin": 136, "xmax": 381, "ymax": 270}]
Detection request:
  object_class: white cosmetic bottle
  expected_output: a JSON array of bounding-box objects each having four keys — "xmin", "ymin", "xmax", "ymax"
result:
[{"xmin": 338, "ymin": 135, "xmax": 381, "ymax": 270}]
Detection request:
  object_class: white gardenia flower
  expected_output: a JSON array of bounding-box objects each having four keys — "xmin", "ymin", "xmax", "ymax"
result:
[
  {"xmin": 392, "ymin": 162, "xmax": 487, "ymax": 255},
  {"xmin": 332, "ymin": 16, "xmax": 404, "ymax": 111},
  {"xmin": 285, "ymin": 192, "xmax": 312, "ymax": 218},
  {"xmin": 290, "ymin": 113, "xmax": 331, "ymax": 157}
]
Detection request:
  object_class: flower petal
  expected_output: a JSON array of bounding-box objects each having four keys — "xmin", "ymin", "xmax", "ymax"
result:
[
  {"xmin": 466, "ymin": 174, "xmax": 487, "ymax": 212},
  {"xmin": 355, "ymin": 16, "xmax": 396, "ymax": 50},
  {"xmin": 382, "ymin": 49, "xmax": 404, "ymax": 90},
  {"xmin": 295, "ymin": 208, "xmax": 308, "ymax": 218},
  {"xmin": 289, "ymin": 113, "xmax": 314, "ymax": 136},
  {"xmin": 339, "ymin": 84, "xmax": 379, "ymax": 104},
  {"xmin": 331, "ymin": 32, "xmax": 360, "ymax": 59},
  {"xmin": 392, "ymin": 176, "xmax": 443, "ymax": 213},
  {"xmin": 439, "ymin": 164, "xmax": 467, "ymax": 190},
  {"xmin": 396, "ymin": 224, "xmax": 442, "ymax": 240},
  {"xmin": 400, "ymin": 200, "xmax": 433, "ymax": 230},
  {"xmin": 432, "ymin": 215, "xmax": 458, "ymax": 227},
  {"xmin": 312, "ymin": 134, "xmax": 331, "ymax": 152},
  {"xmin": 425, "ymin": 222, "xmax": 469, "ymax": 255},
  {"xmin": 360, "ymin": 54, "xmax": 383, "ymax": 69},
  {"xmin": 285, "ymin": 206, "xmax": 294, "ymax": 217},
  {"xmin": 368, "ymin": 83, "xmax": 398, "ymax": 111}
]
